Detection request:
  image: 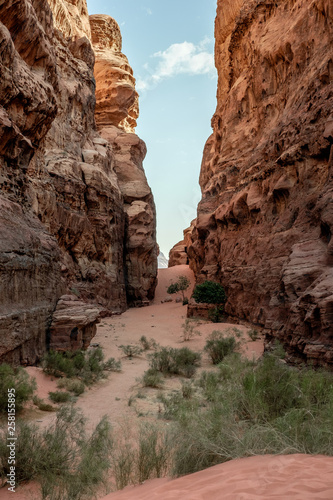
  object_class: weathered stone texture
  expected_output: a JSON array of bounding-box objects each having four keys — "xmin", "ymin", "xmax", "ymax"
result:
[
  {"xmin": 0, "ymin": 1, "xmax": 157, "ymax": 363},
  {"xmin": 169, "ymin": 224, "xmax": 194, "ymax": 267},
  {"xmin": 0, "ymin": 198, "xmax": 63, "ymax": 364},
  {"xmin": 90, "ymin": 14, "xmax": 157, "ymax": 306},
  {"xmin": 49, "ymin": 295, "xmax": 100, "ymax": 351},
  {"xmin": 187, "ymin": 0, "xmax": 333, "ymax": 366}
]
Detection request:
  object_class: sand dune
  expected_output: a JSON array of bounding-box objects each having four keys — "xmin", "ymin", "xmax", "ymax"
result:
[{"xmin": 103, "ymin": 454, "xmax": 333, "ymax": 500}]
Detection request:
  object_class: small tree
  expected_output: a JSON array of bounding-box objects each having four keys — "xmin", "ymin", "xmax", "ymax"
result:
[
  {"xmin": 192, "ymin": 281, "xmax": 226, "ymax": 304},
  {"xmin": 167, "ymin": 276, "xmax": 190, "ymax": 304}
]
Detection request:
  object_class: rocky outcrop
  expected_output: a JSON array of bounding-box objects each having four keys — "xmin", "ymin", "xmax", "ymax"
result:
[
  {"xmin": 169, "ymin": 224, "xmax": 194, "ymax": 267},
  {"xmin": 49, "ymin": 295, "xmax": 100, "ymax": 351},
  {"xmin": 90, "ymin": 14, "xmax": 157, "ymax": 306},
  {"xmin": 0, "ymin": 198, "xmax": 63, "ymax": 365},
  {"xmin": 0, "ymin": 1, "xmax": 156, "ymax": 364},
  {"xmin": 186, "ymin": 0, "xmax": 333, "ymax": 366}
]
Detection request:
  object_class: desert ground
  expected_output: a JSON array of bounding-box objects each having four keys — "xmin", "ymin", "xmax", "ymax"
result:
[{"xmin": 3, "ymin": 265, "xmax": 333, "ymax": 499}]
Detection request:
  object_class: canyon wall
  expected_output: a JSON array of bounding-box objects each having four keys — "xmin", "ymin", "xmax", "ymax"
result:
[
  {"xmin": 90, "ymin": 14, "xmax": 157, "ymax": 306},
  {"xmin": 186, "ymin": 0, "xmax": 333, "ymax": 365},
  {"xmin": 0, "ymin": 0, "xmax": 157, "ymax": 363}
]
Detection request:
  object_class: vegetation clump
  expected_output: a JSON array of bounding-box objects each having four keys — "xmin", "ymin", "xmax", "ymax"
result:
[
  {"xmin": 119, "ymin": 344, "xmax": 143, "ymax": 358},
  {"xmin": 192, "ymin": 281, "xmax": 226, "ymax": 304},
  {"xmin": 168, "ymin": 350, "xmax": 333, "ymax": 477},
  {"xmin": 149, "ymin": 346, "xmax": 201, "ymax": 378},
  {"xmin": 0, "ymin": 406, "xmax": 112, "ymax": 499},
  {"xmin": 248, "ymin": 328, "xmax": 260, "ymax": 341},
  {"xmin": 139, "ymin": 336, "xmax": 158, "ymax": 351},
  {"xmin": 0, "ymin": 364, "xmax": 36, "ymax": 413},
  {"xmin": 57, "ymin": 378, "xmax": 85, "ymax": 396},
  {"xmin": 167, "ymin": 275, "xmax": 191, "ymax": 304},
  {"xmin": 204, "ymin": 331, "xmax": 239, "ymax": 364},
  {"xmin": 208, "ymin": 305, "xmax": 225, "ymax": 323},
  {"xmin": 48, "ymin": 391, "xmax": 72, "ymax": 404},
  {"xmin": 181, "ymin": 319, "xmax": 201, "ymax": 342},
  {"xmin": 42, "ymin": 347, "xmax": 121, "ymax": 388},
  {"xmin": 141, "ymin": 369, "xmax": 165, "ymax": 388}
]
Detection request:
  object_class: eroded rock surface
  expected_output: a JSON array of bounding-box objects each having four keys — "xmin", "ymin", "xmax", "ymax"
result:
[
  {"xmin": 49, "ymin": 295, "xmax": 100, "ymax": 351},
  {"xmin": 0, "ymin": 1, "xmax": 157, "ymax": 363},
  {"xmin": 186, "ymin": 0, "xmax": 333, "ymax": 366},
  {"xmin": 169, "ymin": 224, "xmax": 194, "ymax": 267},
  {"xmin": 90, "ymin": 14, "xmax": 157, "ymax": 306}
]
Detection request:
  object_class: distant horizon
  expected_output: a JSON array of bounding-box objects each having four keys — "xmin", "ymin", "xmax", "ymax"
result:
[{"xmin": 87, "ymin": 0, "xmax": 218, "ymax": 257}]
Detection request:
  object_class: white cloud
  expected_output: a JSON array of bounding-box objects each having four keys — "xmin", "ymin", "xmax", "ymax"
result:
[
  {"xmin": 142, "ymin": 6, "xmax": 153, "ymax": 15},
  {"xmin": 136, "ymin": 39, "xmax": 216, "ymax": 92}
]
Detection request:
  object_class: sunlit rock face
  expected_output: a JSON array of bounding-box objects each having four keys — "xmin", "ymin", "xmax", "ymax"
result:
[
  {"xmin": 168, "ymin": 224, "xmax": 195, "ymax": 267},
  {"xmin": 0, "ymin": 0, "xmax": 157, "ymax": 363},
  {"xmin": 90, "ymin": 14, "xmax": 157, "ymax": 306},
  {"xmin": 186, "ymin": 0, "xmax": 333, "ymax": 366}
]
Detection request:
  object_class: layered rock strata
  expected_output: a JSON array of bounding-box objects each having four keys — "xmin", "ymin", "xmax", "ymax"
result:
[
  {"xmin": 49, "ymin": 295, "xmax": 100, "ymax": 351},
  {"xmin": 0, "ymin": 0, "xmax": 156, "ymax": 363},
  {"xmin": 186, "ymin": 0, "xmax": 333, "ymax": 366},
  {"xmin": 90, "ymin": 14, "xmax": 157, "ymax": 306}
]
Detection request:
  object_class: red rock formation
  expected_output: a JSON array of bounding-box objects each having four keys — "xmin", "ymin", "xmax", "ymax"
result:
[
  {"xmin": 187, "ymin": 0, "xmax": 333, "ymax": 366},
  {"xmin": 90, "ymin": 14, "xmax": 157, "ymax": 306},
  {"xmin": 169, "ymin": 224, "xmax": 194, "ymax": 267},
  {"xmin": 0, "ymin": 0, "xmax": 157, "ymax": 363},
  {"xmin": 49, "ymin": 295, "xmax": 100, "ymax": 351}
]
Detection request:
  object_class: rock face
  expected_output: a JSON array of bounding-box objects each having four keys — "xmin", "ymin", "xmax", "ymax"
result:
[
  {"xmin": 186, "ymin": 0, "xmax": 333, "ymax": 366},
  {"xmin": 169, "ymin": 224, "xmax": 194, "ymax": 267},
  {"xmin": 90, "ymin": 14, "xmax": 157, "ymax": 306},
  {"xmin": 0, "ymin": 1, "xmax": 157, "ymax": 364},
  {"xmin": 49, "ymin": 295, "xmax": 100, "ymax": 351}
]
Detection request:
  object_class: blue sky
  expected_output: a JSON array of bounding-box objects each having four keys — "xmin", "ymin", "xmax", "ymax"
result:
[{"xmin": 87, "ymin": 0, "xmax": 217, "ymax": 257}]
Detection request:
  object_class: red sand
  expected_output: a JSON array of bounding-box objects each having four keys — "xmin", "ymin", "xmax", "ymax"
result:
[
  {"xmin": 101, "ymin": 454, "xmax": 333, "ymax": 500},
  {"xmin": 2, "ymin": 266, "xmax": 332, "ymax": 499}
]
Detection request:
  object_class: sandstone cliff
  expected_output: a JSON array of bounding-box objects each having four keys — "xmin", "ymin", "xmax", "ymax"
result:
[
  {"xmin": 186, "ymin": 0, "xmax": 333, "ymax": 366},
  {"xmin": 90, "ymin": 14, "xmax": 157, "ymax": 306},
  {"xmin": 0, "ymin": 0, "xmax": 157, "ymax": 363},
  {"xmin": 168, "ymin": 224, "xmax": 194, "ymax": 267}
]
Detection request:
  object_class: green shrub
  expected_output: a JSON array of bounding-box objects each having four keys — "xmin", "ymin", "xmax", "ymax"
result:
[
  {"xmin": 0, "ymin": 406, "xmax": 113, "ymax": 497},
  {"xmin": 197, "ymin": 371, "xmax": 221, "ymax": 402},
  {"xmin": 42, "ymin": 347, "xmax": 117, "ymax": 388},
  {"xmin": 192, "ymin": 281, "xmax": 226, "ymax": 304},
  {"xmin": 169, "ymin": 352, "xmax": 333, "ymax": 477},
  {"xmin": 57, "ymin": 378, "xmax": 85, "ymax": 396},
  {"xmin": 142, "ymin": 369, "xmax": 164, "ymax": 388},
  {"xmin": 110, "ymin": 423, "xmax": 173, "ymax": 490},
  {"xmin": 149, "ymin": 347, "xmax": 201, "ymax": 378},
  {"xmin": 103, "ymin": 357, "xmax": 122, "ymax": 372},
  {"xmin": 119, "ymin": 345, "xmax": 143, "ymax": 358},
  {"xmin": 181, "ymin": 319, "xmax": 201, "ymax": 341},
  {"xmin": 157, "ymin": 391, "xmax": 200, "ymax": 421},
  {"xmin": 0, "ymin": 364, "xmax": 36, "ymax": 413},
  {"xmin": 42, "ymin": 351, "xmax": 77, "ymax": 378},
  {"xmin": 139, "ymin": 336, "xmax": 158, "ymax": 351},
  {"xmin": 111, "ymin": 442, "xmax": 133, "ymax": 490},
  {"xmin": 33, "ymin": 396, "xmax": 56, "ymax": 412},
  {"xmin": 181, "ymin": 381, "xmax": 194, "ymax": 399},
  {"xmin": 49, "ymin": 391, "xmax": 72, "ymax": 403},
  {"xmin": 204, "ymin": 332, "xmax": 238, "ymax": 364},
  {"xmin": 248, "ymin": 329, "xmax": 259, "ymax": 341},
  {"xmin": 38, "ymin": 402, "xmax": 55, "ymax": 412},
  {"xmin": 208, "ymin": 305, "xmax": 224, "ymax": 323},
  {"xmin": 166, "ymin": 283, "xmax": 179, "ymax": 295},
  {"xmin": 136, "ymin": 423, "xmax": 172, "ymax": 482},
  {"xmin": 167, "ymin": 275, "xmax": 190, "ymax": 302}
]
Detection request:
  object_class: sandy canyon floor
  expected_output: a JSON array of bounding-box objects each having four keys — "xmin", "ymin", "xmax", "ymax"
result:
[{"xmin": 2, "ymin": 265, "xmax": 333, "ymax": 499}]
